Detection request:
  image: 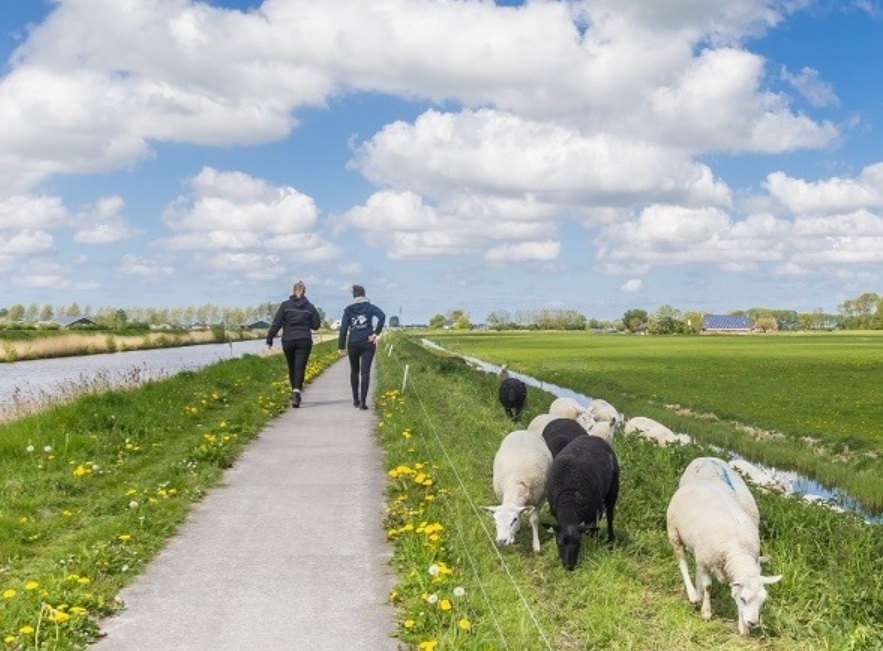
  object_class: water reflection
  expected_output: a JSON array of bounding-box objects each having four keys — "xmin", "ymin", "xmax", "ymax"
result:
[
  {"xmin": 0, "ymin": 340, "xmax": 267, "ymax": 420},
  {"xmin": 420, "ymin": 339, "xmax": 881, "ymax": 524}
]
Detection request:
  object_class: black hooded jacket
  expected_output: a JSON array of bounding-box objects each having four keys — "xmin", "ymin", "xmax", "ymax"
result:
[
  {"xmin": 266, "ymin": 295, "xmax": 321, "ymax": 345},
  {"xmin": 337, "ymin": 297, "xmax": 386, "ymax": 348}
]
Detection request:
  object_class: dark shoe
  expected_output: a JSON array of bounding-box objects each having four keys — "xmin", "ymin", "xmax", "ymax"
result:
[
  {"xmin": 292, "ymin": 391, "xmax": 301, "ymax": 408},
  {"xmin": 359, "ymin": 402, "xmax": 368, "ymax": 411},
  {"xmin": 353, "ymin": 398, "xmax": 360, "ymax": 408}
]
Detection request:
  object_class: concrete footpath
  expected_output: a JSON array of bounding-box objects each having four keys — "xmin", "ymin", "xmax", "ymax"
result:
[{"xmin": 95, "ymin": 357, "xmax": 400, "ymax": 651}]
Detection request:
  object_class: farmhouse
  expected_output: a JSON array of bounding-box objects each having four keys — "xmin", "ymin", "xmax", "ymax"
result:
[
  {"xmin": 242, "ymin": 319, "xmax": 271, "ymax": 330},
  {"xmin": 701, "ymin": 314, "xmax": 753, "ymax": 334},
  {"xmin": 51, "ymin": 316, "xmax": 98, "ymax": 328}
]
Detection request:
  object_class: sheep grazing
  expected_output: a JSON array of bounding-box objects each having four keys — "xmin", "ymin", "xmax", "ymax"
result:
[
  {"xmin": 482, "ymin": 429, "xmax": 552, "ymax": 553},
  {"xmin": 527, "ymin": 413, "xmax": 554, "ymax": 434},
  {"xmin": 588, "ymin": 398, "xmax": 622, "ymax": 426},
  {"xmin": 548, "ymin": 396, "xmax": 595, "ymax": 431},
  {"xmin": 587, "ymin": 420, "xmax": 615, "ymax": 443},
  {"xmin": 541, "ymin": 418, "xmax": 588, "ymax": 458},
  {"xmin": 679, "ymin": 457, "xmax": 759, "ymax": 526},
  {"xmin": 666, "ymin": 461, "xmax": 781, "ymax": 635},
  {"xmin": 624, "ymin": 416, "xmax": 686, "ymax": 447},
  {"xmin": 546, "ymin": 435, "xmax": 620, "ymax": 571},
  {"xmin": 497, "ymin": 364, "xmax": 527, "ymax": 421}
]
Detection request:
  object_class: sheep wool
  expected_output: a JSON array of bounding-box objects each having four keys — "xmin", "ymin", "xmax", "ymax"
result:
[
  {"xmin": 541, "ymin": 418, "xmax": 588, "ymax": 458},
  {"xmin": 666, "ymin": 474, "xmax": 782, "ymax": 635},
  {"xmin": 497, "ymin": 365, "xmax": 527, "ymax": 421},
  {"xmin": 546, "ymin": 435, "xmax": 620, "ymax": 571},
  {"xmin": 483, "ymin": 429, "xmax": 552, "ymax": 553}
]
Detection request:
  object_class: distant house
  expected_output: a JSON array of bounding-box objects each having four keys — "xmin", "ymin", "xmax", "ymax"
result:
[
  {"xmin": 701, "ymin": 314, "xmax": 753, "ymax": 333},
  {"xmin": 242, "ymin": 319, "xmax": 271, "ymax": 330},
  {"xmin": 389, "ymin": 315, "xmax": 400, "ymax": 328},
  {"xmin": 52, "ymin": 316, "xmax": 98, "ymax": 328}
]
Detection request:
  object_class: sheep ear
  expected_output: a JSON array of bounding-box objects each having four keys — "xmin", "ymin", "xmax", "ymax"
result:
[
  {"xmin": 762, "ymin": 575, "xmax": 782, "ymax": 585},
  {"xmin": 758, "ymin": 555, "xmax": 772, "ymax": 565},
  {"xmin": 481, "ymin": 506, "xmax": 497, "ymax": 514},
  {"xmin": 729, "ymin": 581, "xmax": 742, "ymax": 589}
]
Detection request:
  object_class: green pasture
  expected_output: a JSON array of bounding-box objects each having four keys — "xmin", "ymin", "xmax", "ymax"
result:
[
  {"xmin": 424, "ymin": 331, "xmax": 883, "ymax": 512},
  {"xmin": 374, "ymin": 334, "xmax": 882, "ymax": 650}
]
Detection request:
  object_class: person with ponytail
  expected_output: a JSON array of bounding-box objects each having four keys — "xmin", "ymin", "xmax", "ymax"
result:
[{"xmin": 266, "ymin": 280, "xmax": 322, "ymax": 408}]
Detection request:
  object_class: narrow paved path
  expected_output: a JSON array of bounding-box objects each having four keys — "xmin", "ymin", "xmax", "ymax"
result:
[{"xmin": 96, "ymin": 358, "xmax": 400, "ymax": 650}]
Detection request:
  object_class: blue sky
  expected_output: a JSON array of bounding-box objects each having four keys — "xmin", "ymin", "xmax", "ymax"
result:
[{"xmin": 1, "ymin": 0, "xmax": 882, "ymax": 324}]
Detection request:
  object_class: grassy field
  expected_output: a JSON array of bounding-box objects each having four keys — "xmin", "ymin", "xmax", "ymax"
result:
[
  {"xmin": 373, "ymin": 334, "xmax": 882, "ymax": 650},
  {"xmin": 0, "ymin": 343, "xmax": 338, "ymax": 649},
  {"xmin": 2, "ymin": 331, "xmax": 880, "ymax": 650},
  {"xmin": 423, "ymin": 330, "xmax": 883, "ymax": 513}
]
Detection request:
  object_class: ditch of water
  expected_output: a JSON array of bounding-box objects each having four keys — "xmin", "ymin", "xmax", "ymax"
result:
[{"xmin": 421, "ymin": 339, "xmax": 882, "ymax": 525}]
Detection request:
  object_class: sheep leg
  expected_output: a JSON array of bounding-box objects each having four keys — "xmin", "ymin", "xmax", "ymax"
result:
[
  {"xmin": 695, "ymin": 565, "xmax": 713, "ymax": 620},
  {"xmin": 671, "ymin": 541, "xmax": 699, "ymax": 604},
  {"xmin": 529, "ymin": 504, "xmax": 542, "ymax": 553}
]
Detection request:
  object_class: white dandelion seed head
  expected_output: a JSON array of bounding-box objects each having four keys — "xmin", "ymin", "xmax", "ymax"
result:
[
  {"xmin": 26, "ymin": 445, "xmax": 35, "ymax": 453},
  {"xmin": 427, "ymin": 593, "xmax": 438, "ymax": 604},
  {"xmin": 428, "ymin": 564, "xmax": 439, "ymax": 576},
  {"xmin": 129, "ymin": 501, "xmax": 139, "ymax": 509},
  {"xmin": 44, "ymin": 446, "xmax": 52, "ymax": 453},
  {"xmin": 453, "ymin": 586, "xmax": 466, "ymax": 597}
]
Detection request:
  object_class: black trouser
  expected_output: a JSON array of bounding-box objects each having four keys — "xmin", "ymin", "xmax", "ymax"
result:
[
  {"xmin": 282, "ymin": 338, "xmax": 313, "ymax": 391},
  {"xmin": 348, "ymin": 340, "xmax": 376, "ymax": 404}
]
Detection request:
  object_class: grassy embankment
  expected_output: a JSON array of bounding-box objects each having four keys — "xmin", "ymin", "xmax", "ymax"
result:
[
  {"xmin": 0, "ymin": 342, "xmax": 339, "ymax": 650},
  {"xmin": 429, "ymin": 330, "xmax": 883, "ymax": 513},
  {"xmin": 372, "ymin": 333, "xmax": 881, "ymax": 650}
]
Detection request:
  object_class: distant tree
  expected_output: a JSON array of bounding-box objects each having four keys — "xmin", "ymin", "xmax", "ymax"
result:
[
  {"xmin": 64, "ymin": 303, "xmax": 82, "ymax": 317},
  {"xmin": 40, "ymin": 304, "xmax": 54, "ymax": 321},
  {"xmin": 754, "ymin": 315, "xmax": 778, "ymax": 332},
  {"xmin": 452, "ymin": 313, "xmax": 472, "ymax": 329},
  {"xmin": 25, "ymin": 303, "xmax": 39, "ymax": 322},
  {"xmin": 115, "ymin": 309, "xmax": 128, "ymax": 327},
  {"xmin": 8, "ymin": 304, "xmax": 25, "ymax": 321},
  {"xmin": 486, "ymin": 310, "xmax": 510, "ymax": 330},
  {"xmin": 622, "ymin": 308, "xmax": 648, "ymax": 333},
  {"xmin": 839, "ymin": 292, "xmax": 879, "ymax": 329},
  {"xmin": 429, "ymin": 314, "xmax": 445, "ymax": 329},
  {"xmin": 683, "ymin": 311, "xmax": 703, "ymax": 334},
  {"xmin": 0, "ymin": 307, "xmax": 8, "ymax": 318}
]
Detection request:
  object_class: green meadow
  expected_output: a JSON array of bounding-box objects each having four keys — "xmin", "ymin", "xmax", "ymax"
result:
[
  {"xmin": 373, "ymin": 333, "xmax": 882, "ymax": 650},
  {"xmin": 426, "ymin": 330, "xmax": 883, "ymax": 513},
  {"xmin": 1, "ymin": 332, "xmax": 880, "ymax": 650}
]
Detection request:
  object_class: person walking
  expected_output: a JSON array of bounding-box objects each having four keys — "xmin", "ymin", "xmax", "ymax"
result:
[
  {"xmin": 266, "ymin": 280, "xmax": 322, "ymax": 408},
  {"xmin": 337, "ymin": 284, "xmax": 386, "ymax": 410}
]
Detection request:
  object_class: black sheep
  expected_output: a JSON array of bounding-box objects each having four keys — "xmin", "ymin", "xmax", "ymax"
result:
[
  {"xmin": 541, "ymin": 418, "xmax": 588, "ymax": 458},
  {"xmin": 546, "ymin": 435, "xmax": 620, "ymax": 571},
  {"xmin": 497, "ymin": 364, "xmax": 527, "ymax": 420}
]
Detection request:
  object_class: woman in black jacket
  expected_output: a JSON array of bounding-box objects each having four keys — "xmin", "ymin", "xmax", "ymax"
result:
[
  {"xmin": 266, "ymin": 280, "xmax": 322, "ymax": 408},
  {"xmin": 337, "ymin": 284, "xmax": 386, "ymax": 410}
]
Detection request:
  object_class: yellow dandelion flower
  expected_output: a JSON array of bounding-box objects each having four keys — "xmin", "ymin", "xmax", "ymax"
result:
[
  {"xmin": 77, "ymin": 577, "xmax": 91, "ymax": 585},
  {"xmin": 418, "ymin": 641, "xmax": 437, "ymax": 651},
  {"xmin": 440, "ymin": 599, "xmax": 452, "ymax": 611},
  {"xmin": 404, "ymin": 619, "xmax": 415, "ymax": 628},
  {"xmin": 70, "ymin": 606, "xmax": 88, "ymax": 616},
  {"xmin": 3, "ymin": 589, "xmax": 16, "ymax": 599},
  {"xmin": 118, "ymin": 534, "xmax": 131, "ymax": 542},
  {"xmin": 52, "ymin": 611, "xmax": 70, "ymax": 623},
  {"xmin": 4, "ymin": 636, "xmax": 15, "ymax": 643},
  {"xmin": 63, "ymin": 510, "xmax": 74, "ymax": 517},
  {"xmin": 24, "ymin": 581, "xmax": 38, "ymax": 591},
  {"xmin": 458, "ymin": 618, "xmax": 471, "ymax": 631},
  {"xmin": 19, "ymin": 626, "xmax": 34, "ymax": 635}
]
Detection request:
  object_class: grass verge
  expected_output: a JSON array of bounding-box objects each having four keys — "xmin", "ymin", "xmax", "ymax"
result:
[{"xmin": 0, "ymin": 342, "xmax": 338, "ymax": 650}]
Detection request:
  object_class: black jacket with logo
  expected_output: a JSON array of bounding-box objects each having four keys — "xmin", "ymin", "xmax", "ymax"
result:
[{"xmin": 337, "ymin": 297, "xmax": 386, "ymax": 348}]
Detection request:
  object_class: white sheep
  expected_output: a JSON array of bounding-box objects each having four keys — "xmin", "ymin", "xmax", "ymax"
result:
[
  {"xmin": 588, "ymin": 398, "xmax": 622, "ymax": 425},
  {"xmin": 666, "ymin": 471, "xmax": 781, "ymax": 635},
  {"xmin": 482, "ymin": 429, "xmax": 552, "ymax": 553},
  {"xmin": 679, "ymin": 457, "xmax": 759, "ymax": 527},
  {"xmin": 548, "ymin": 396, "xmax": 595, "ymax": 431},
  {"xmin": 527, "ymin": 413, "xmax": 554, "ymax": 434},
  {"xmin": 623, "ymin": 416, "xmax": 682, "ymax": 447},
  {"xmin": 587, "ymin": 420, "xmax": 615, "ymax": 443}
]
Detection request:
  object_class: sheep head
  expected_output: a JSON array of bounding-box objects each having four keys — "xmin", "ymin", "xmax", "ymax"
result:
[
  {"xmin": 552, "ymin": 522, "xmax": 582, "ymax": 571},
  {"xmin": 483, "ymin": 504, "xmax": 532, "ymax": 547},
  {"xmin": 730, "ymin": 574, "xmax": 782, "ymax": 635}
]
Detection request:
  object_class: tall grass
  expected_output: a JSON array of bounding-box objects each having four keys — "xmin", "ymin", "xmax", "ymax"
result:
[
  {"xmin": 429, "ymin": 331, "xmax": 883, "ymax": 512},
  {"xmin": 0, "ymin": 342, "xmax": 338, "ymax": 649},
  {"xmin": 374, "ymin": 334, "xmax": 882, "ymax": 650}
]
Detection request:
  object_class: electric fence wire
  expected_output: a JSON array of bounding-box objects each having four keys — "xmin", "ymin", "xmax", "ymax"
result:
[{"xmin": 384, "ymin": 341, "xmax": 554, "ymax": 650}]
